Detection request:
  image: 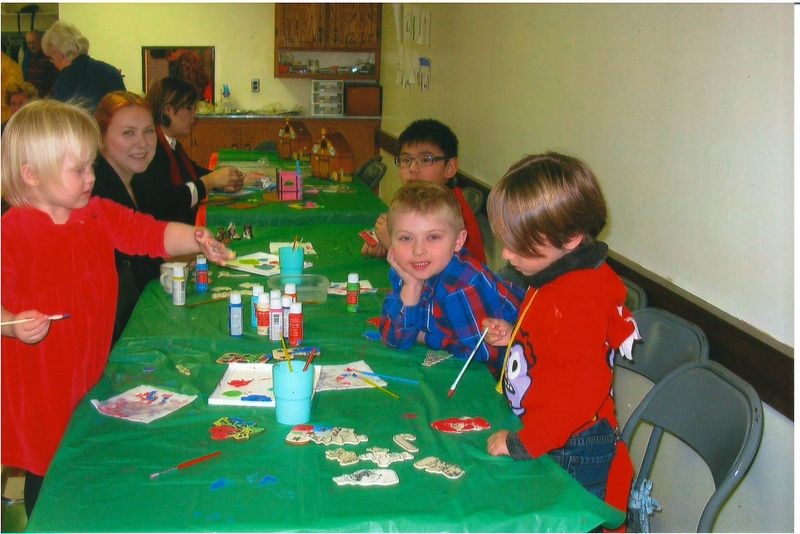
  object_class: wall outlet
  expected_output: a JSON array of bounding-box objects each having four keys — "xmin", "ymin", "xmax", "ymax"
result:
[{"xmin": 251, "ymin": 78, "xmax": 260, "ymax": 93}]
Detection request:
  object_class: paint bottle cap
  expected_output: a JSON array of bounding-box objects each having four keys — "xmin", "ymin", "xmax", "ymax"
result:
[
  {"xmin": 173, "ymin": 266, "xmax": 185, "ymax": 277},
  {"xmin": 270, "ymin": 296, "xmax": 282, "ymax": 309},
  {"xmin": 284, "ymin": 282, "xmax": 296, "ymax": 294},
  {"xmin": 252, "ymin": 285, "xmax": 263, "ymax": 297},
  {"xmin": 197, "ymin": 255, "xmax": 207, "ymax": 265},
  {"xmin": 282, "ymin": 295, "xmax": 292, "ymax": 307},
  {"xmin": 258, "ymin": 293, "xmax": 270, "ymax": 305},
  {"xmin": 270, "ymin": 289, "xmax": 282, "ymax": 300},
  {"xmin": 290, "ymin": 302, "xmax": 303, "ymax": 314},
  {"xmin": 230, "ymin": 291, "xmax": 241, "ymax": 304},
  {"xmin": 348, "ymin": 273, "xmax": 359, "ymax": 283}
]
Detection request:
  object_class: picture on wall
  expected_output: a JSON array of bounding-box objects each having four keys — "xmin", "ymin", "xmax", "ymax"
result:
[{"xmin": 142, "ymin": 46, "xmax": 215, "ymax": 103}]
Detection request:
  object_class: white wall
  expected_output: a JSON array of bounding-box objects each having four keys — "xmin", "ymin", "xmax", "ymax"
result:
[{"xmin": 378, "ymin": 4, "xmax": 793, "ymax": 532}]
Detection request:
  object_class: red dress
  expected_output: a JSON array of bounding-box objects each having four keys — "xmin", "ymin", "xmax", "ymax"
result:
[{"xmin": 1, "ymin": 198, "xmax": 168, "ymax": 475}]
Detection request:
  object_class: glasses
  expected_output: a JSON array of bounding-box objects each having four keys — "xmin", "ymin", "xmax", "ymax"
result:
[{"xmin": 394, "ymin": 154, "xmax": 448, "ymax": 168}]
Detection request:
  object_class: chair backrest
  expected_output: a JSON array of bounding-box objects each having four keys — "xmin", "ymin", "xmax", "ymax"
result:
[
  {"xmin": 617, "ymin": 307, "xmax": 709, "ymax": 383},
  {"xmin": 621, "ymin": 360, "xmax": 763, "ymax": 532},
  {"xmin": 252, "ymin": 140, "xmax": 278, "ymax": 152},
  {"xmin": 353, "ymin": 155, "xmax": 387, "ymax": 190},
  {"xmin": 622, "ymin": 276, "xmax": 648, "ymax": 310}
]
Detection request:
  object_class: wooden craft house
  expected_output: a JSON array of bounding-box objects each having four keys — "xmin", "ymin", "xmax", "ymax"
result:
[
  {"xmin": 277, "ymin": 119, "xmax": 312, "ymax": 160},
  {"xmin": 310, "ymin": 128, "xmax": 354, "ymax": 180}
]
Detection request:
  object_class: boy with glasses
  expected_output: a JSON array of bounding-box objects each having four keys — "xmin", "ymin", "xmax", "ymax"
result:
[{"xmin": 362, "ymin": 119, "xmax": 487, "ymax": 263}]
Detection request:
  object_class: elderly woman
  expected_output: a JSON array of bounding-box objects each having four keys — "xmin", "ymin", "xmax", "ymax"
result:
[
  {"xmin": 91, "ymin": 91, "xmax": 162, "ymax": 343},
  {"xmin": 41, "ymin": 20, "xmax": 125, "ymax": 110},
  {"xmin": 134, "ymin": 76, "xmax": 243, "ymax": 225}
]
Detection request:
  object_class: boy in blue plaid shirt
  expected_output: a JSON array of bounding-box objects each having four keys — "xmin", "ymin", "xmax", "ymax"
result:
[{"xmin": 380, "ymin": 181, "xmax": 523, "ymax": 377}]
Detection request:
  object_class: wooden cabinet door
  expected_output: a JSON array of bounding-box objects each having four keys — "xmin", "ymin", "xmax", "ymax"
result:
[
  {"xmin": 275, "ymin": 3, "xmax": 325, "ymax": 48},
  {"xmin": 326, "ymin": 4, "xmax": 381, "ymax": 49},
  {"xmin": 190, "ymin": 120, "xmax": 238, "ymax": 168}
]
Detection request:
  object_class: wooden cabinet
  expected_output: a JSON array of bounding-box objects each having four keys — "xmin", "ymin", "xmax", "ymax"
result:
[
  {"xmin": 274, "ymin": 3, "xmax": 381, "ymax": 80},
  {"xmin": 182, "ymin": 117, "xmax": 380, "ymax": 172}
]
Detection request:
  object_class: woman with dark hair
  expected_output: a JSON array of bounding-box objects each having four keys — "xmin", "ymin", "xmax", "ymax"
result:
[{"xmin": 134, "ymin": 76, "xmax": 243, "ymax": 225}]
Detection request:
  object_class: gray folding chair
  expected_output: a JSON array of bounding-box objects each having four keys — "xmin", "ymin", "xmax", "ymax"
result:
[
  {"xmin": 618, "ymin": 307, "xmax": 709, "ymax": 383},
  {"xmin": 621, "ymin": 360, "xmax": 763, "ymax": 532},
  {"xmin": 622, "ymin": 276, "xmax": 648, "ymax": 310},
  {"xmin": 353, "ymin": 155, "xmax": 387, "ymax": 190}
]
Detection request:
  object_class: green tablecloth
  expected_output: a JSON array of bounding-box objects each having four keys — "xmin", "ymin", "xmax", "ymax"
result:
[
  {"xmin": 27, "ymin": 224, "xmax": 624, "ymax": 532},
  {"xmin": 206, "ymin": 150, "xmax": 387, "ymax": 229}
]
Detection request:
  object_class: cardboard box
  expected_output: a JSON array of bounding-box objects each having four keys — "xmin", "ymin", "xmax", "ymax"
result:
[{"xmin": 344, "ymin": 84, "xmax": 382, "ymax": 116}]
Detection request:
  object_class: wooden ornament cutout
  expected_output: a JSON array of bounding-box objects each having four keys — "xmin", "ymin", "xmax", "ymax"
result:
[
  {"xmin": 358, "ymin": 447, "xmax": 414, "ymax": 467},
  {"xmin": 423, "ymin": 350, "xmax": 453, "ymax": 367},
  {"xmin": 325, "ymin": 448, "xmax": 360, "ymax": 466},
  {"xmin": 413, "ymin": 456, "xmax": 465, "ymax": 479},
  {"xmin": 431, "ymin": 416, "xmax": 491, "ymax": 433},
  {"xmin": 285, "ymin": 425, "xmax": 368, "ymax": 446},
  {"xmin": 393, "ymin": 433, "xmax": 419, "ymax": 453},
  {"xmin": 333, "ymin": 469, "xmax": 399, "ymax": 487}
]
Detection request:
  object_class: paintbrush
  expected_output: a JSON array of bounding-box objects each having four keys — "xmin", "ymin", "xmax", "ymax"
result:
[
  {"xmin": 292, "ymin": 235, "xmax": 299, "ymax": 251},
  {"xmin": 351, "ymin": 372, "xmax": 400, "ymax": 399},
  {"xmin": 149, "ymin": 451, "xmax": 222, "ymax": 480},
  {"xmin": 1, "ymin": 314, "xmax": 71, "ymax": 326},
  {"xmin": 447, "ymin": 327, "xmax": 489, "ymax": 398},
  {"xmin": 345, "ymin": 367, "xmax": 419, "ymax": 385},
  {"xmin": 303, "ymin": 350, "xmax": 318, "ymax": 372},
  {"xmin": 280, "ymin": 336, "xmax": 293, "ymax": 372}
]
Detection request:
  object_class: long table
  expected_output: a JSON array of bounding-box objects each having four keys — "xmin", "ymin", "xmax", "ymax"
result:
[
  {"xmin": 205, "ymin": 149, "xmax": 387, "ymax": 229},
  {"xmin": 27, "ymin": 223, "xmax": 625, "ymax": 532}
]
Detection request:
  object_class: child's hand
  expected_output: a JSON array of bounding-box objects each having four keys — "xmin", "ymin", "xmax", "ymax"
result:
[
  {"xmin": 483, "ymin": 318, "xmax": 513, "ymax": 346},
  {"xmin": 193, "ymin": 228, "xmax": 234, "ymax": 265},
  {"xmin": 361, "ymin": 241, "xmax": 387, "ymax": 258},
  {"xmin": 5, "ymin": 311, "xmax": 51, "ymax": 344},
  {"xmin": 387, "ymin": 248, "xmax": 424, "ymax": 306},
  {"xmin": 487, "ymin": 430, "xmax": 511, "ymax": 456},
  {"xmin": 373, "ymin": 213, "xmax": 390, "ymax": 249}
]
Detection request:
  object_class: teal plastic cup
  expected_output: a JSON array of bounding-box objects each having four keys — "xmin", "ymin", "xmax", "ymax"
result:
[
  {"xmin": 278, "ymin": 246, "xmax": 304, "ymax": 276},
  {"xmin": 273, "ymin": 361, "xmax": 313, "ymax": 425}
]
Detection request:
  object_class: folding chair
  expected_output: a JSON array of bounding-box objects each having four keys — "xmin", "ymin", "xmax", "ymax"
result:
[
  {"xmin": 621, "ymin": 360, "xmax": 763, "ymax": 532},
  {"xmin": 622, "ymin": 276, "xmax": 648, "ymax": 310},
  {"xmin": 353, "ymin": 155, "xmax": 387, "ymax": 191}
]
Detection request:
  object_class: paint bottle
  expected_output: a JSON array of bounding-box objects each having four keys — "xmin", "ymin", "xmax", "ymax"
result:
[
  {"xmin": 346, "ymin": 272, "xmax": 360, "ymax": 312},
  {"xmin": 250, "ymin": 284, "xmax": 264, "ymax": 329},
  {"xmin": 288, "ymin": 302, "xmax": 303, "ymax": 347},
  {"xmin": 270, "ymin": 289, "xmax": 282, "ymax": 302},
  {"xmin": 269, "ymin": 296, "xmax": 283, "ymax": 341},
  {"xmin": 282, "ymin": 295, "xmax": 292, "ymax": 338},
  {"xmin": 195, "ymin": 255, "xmax": 209, "ymax": 293},
  {"xmin": 284, "ymin": 282, "xmax": 297, "ymax": 302},
  {"xmin": 229, "ymin": 291, "xmax": 243, "ymax": 336},
  {"xmin": 172, "ymin": 266, "xmax": 186, "ymax": 306},
  {"xmin": 256, "ymin": 293, "xmax": 270, "ymax": 336}
]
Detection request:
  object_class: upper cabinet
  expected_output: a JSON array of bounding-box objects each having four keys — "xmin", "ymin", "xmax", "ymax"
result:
[{"xmin": 274, "ymin": 3, "xmax": 381, "ymax": 80}]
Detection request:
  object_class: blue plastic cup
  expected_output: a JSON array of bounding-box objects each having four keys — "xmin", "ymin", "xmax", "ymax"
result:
[
  {"xmin": 278, "ymin": 246, "xmax": 304, "ymax": 276},
  {"xmin": 273, "ymin": 361, "xmax": 314, "ymax": 425}
]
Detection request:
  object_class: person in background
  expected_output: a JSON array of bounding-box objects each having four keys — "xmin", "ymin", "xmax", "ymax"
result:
[
  {"xmin": 2, "ymin": 80, "xmax": 38, "ymax": 132},
  {"xmin": 0, "ymin": 99, "xmax": 234, "ymax": 517},
  {"xmin": 1, "ymin": 52, "xmax": 23, "ymax": 124},
  {"xmin": 19, "ymin": 30, "xmax": 57, "ymax": 97},
  {"xmin": 135, "ymin": 76, "xmax": 244, "ymax": 225},
  {"xmin": 91, "ymin": 91, "xmax": 162, "ymax": 344},
  {"xmin": 362, "ymin": 119, "xmax": 487, "ymax": 264},
  {"xmin": 380, "ymin": 181, "xmax": 523, "ymax": 377},
  {"xmin": 481, "ymin": 152, "xmax": 638, "ymax": 514},
  {"xmin": 41, "ymin": 20, "xmax": 125, "ymax": 110}
]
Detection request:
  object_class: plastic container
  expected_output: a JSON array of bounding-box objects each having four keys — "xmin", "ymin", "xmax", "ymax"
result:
[{"xmin": 268, "ymin": 274, "xmax": 330, "ymax": 304}]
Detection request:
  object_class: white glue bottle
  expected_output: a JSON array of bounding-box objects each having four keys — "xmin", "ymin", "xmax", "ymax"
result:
[
  {"xmin": 229, "ymin": 291, "xmax": 243, "ymax": 336},
  {"xmin": 256, "ymin": 293, "xmax": 270, "ymax": 336},
  {"xmin": 269, "ymin": 296, "xmax": 283, "ymax": 341},
  {"xmin": 172, "ymin": 266, "xmax": 186, "ymax": 306}
]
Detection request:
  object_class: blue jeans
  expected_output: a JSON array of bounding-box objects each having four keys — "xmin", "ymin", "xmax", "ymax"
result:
[{"xmin": 548, "ymin": 419, "xmax": 618, "ymax": 500}]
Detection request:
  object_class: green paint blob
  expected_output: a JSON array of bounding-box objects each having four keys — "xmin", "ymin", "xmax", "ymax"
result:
[{"xmin": 223, "ymin": 390, "xmax": 243, "ymax": 397}]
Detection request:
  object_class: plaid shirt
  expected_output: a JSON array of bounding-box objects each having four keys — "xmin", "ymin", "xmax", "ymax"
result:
[{"xmin": 381, "ymin": 253, "xmax": 524, "ymax": 375}]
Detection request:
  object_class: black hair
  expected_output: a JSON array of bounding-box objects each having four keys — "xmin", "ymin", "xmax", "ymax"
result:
[{"xmin": 397, "ymin": 119, "xmax": 458, "ymax": 159}]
